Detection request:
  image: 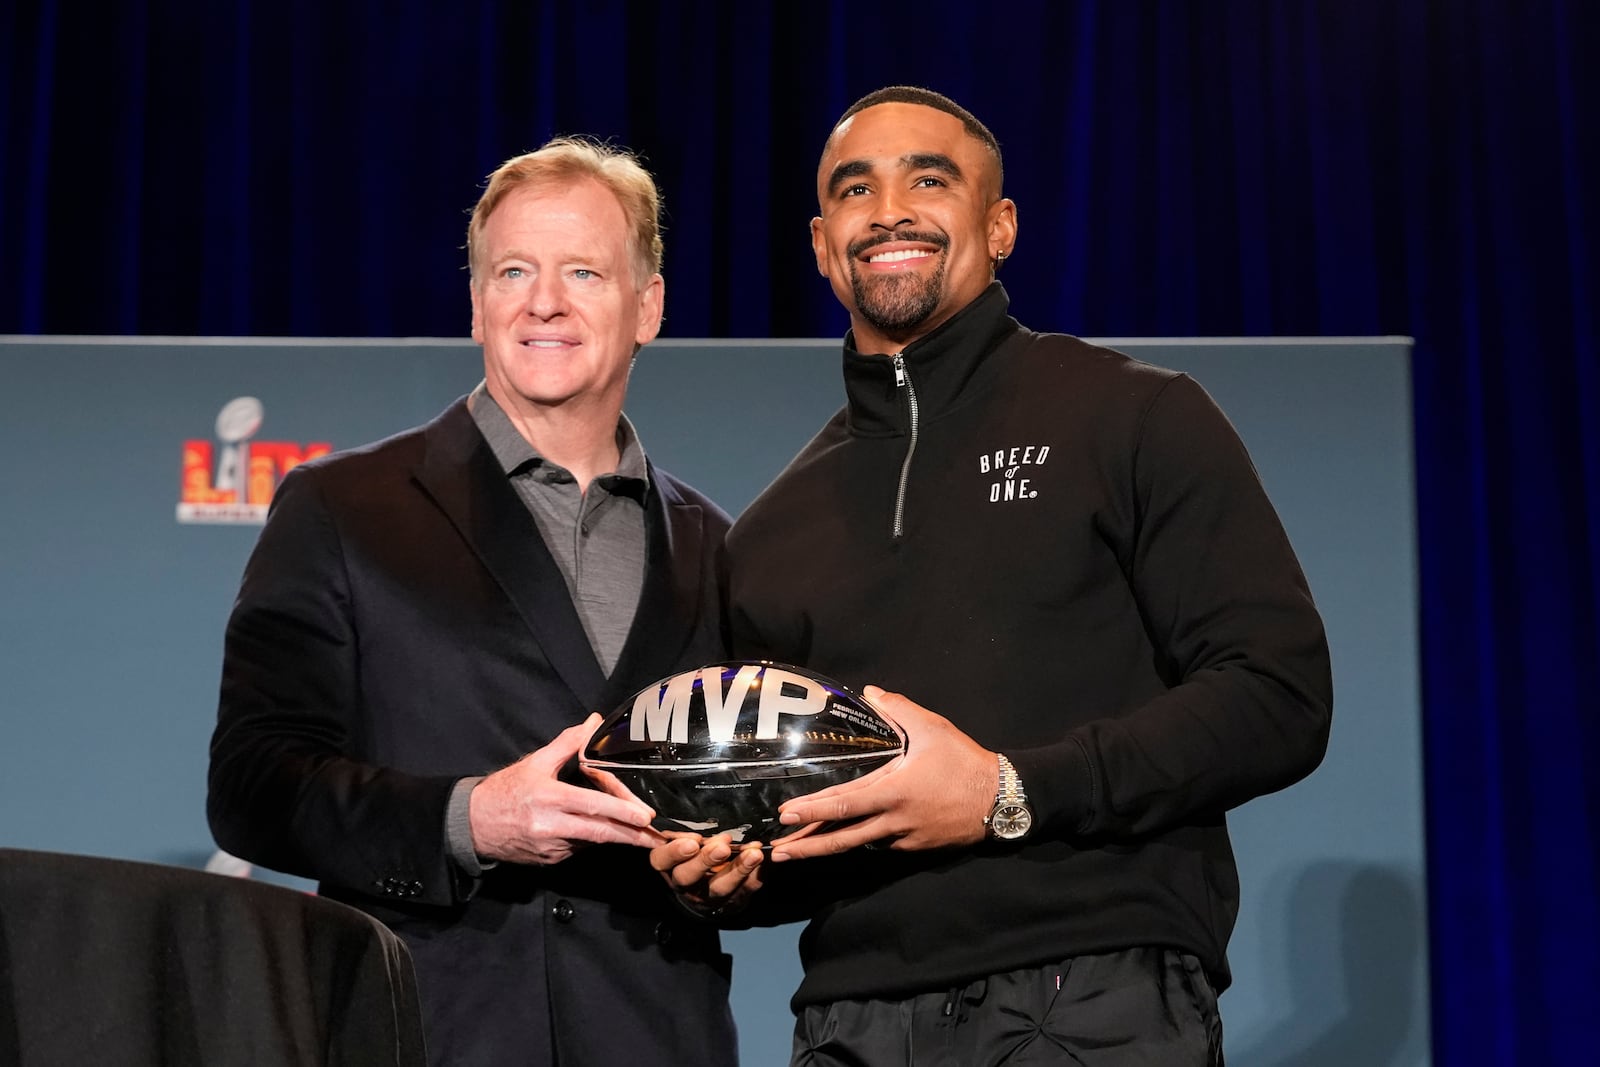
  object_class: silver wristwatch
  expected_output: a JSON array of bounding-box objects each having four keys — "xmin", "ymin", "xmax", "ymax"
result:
[{"xmin": 983, "ymin": 753, "xmax": 1034, "ymax": 841}]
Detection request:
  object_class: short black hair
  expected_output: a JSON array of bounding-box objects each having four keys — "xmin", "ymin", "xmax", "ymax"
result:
[{"xmin": 830, "ymin": 86, "xmax": 1004, "ymax": 187}]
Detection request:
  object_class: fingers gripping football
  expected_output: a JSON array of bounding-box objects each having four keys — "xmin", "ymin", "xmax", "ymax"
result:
[
  {"xmin": 470, "ymin": 714, "xmax": 660, "ymax": 866},
  {"xmin": 771, "ymin": 686, "xmax": 997, "ymax": 860},
  {"xmin": 649, "ymin": 833, "xmax": 765, "ymax": 915}
]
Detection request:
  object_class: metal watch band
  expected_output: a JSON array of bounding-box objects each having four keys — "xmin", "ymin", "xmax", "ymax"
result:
[
  {"xmin": 985, "ymin": 753, "xmax": 1034, "ymax": 841},
  {"xmin": 996, "ymin": 753, "xmax": 1027, "ymax": 805}
]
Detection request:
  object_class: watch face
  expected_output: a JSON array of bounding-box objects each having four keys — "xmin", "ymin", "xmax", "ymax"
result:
[{"xmin": 991, "ymin": 803, "xmax": 1033, "ymax": 840}]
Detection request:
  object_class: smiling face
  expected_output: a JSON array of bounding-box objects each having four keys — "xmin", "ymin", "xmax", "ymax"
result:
[
  {"xmin": 811, "ymin": 102, "xmax": 1016, "ymax": 354},
  {"xmin": 470, "ymin": 178, "xmax": 664, "ymax": 425}
]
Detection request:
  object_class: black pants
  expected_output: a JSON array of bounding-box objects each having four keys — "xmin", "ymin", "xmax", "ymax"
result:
[{"xmin": 791, "ymin": 948, "xmax": 1224, "ymax": 1067}]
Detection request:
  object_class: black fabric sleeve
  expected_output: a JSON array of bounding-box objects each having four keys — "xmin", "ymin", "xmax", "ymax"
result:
[
  {"xmin": 206, "ymin": 466, "xmax": 470, "ymax": 905},
  {"xmin": 1011, "ymin": 374, "xmax": 1333, "ymax": 839}
]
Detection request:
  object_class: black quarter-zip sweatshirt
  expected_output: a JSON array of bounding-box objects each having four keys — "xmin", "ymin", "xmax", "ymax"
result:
[{"xmin": 726, "ymin": 283, "xmax": 1332, "ymax": 1008}]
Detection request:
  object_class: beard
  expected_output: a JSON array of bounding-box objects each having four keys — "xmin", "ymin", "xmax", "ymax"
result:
[{"xmin": 846, "ymin": 231, "xmax": 949, "ymax": 338}]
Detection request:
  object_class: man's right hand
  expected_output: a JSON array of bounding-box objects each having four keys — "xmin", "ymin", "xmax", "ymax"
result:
[{"xmin": 469, "ymin": 713, "xmax": 659, "ymax": 865}]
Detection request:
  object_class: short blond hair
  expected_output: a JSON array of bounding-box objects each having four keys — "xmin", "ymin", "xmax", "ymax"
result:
[{"xmin": 467, "ymin": 138, "xmax": 663, "ymax": 286}]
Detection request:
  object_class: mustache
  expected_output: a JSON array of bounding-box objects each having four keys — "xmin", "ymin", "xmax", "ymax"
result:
[{"xmin": 847, "ymin": 230, "xmax": 950, "ymax": 260}]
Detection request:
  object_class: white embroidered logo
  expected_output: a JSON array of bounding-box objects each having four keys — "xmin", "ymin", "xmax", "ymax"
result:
[{"xmin": 979, "ymin": 445, "xmax": 1050, "ymax": 502}]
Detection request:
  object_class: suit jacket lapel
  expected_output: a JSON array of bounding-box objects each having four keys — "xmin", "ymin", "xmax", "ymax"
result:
[
  {"xmin": 604, "ymin": 462, "xmax": 706, "ymax": 709},
  {"xmin": 412, "ymin": 399, "xmax": 608, "ymax": 711}
]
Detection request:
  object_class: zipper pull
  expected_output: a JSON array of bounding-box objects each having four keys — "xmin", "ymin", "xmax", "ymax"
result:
[{"xmin": 892, "ymin": 352, "xmax": 907, "ymax": 386}]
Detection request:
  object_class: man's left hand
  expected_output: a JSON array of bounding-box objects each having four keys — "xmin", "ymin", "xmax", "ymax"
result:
[
  {"xmin": 770, "ymin": 686, "xmax": 997, "ymax": 861},
  {"xmin": 649, "ymin": 833, "xmax": 766, "ymax": 916}
]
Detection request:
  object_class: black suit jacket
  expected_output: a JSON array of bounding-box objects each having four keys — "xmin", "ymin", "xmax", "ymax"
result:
[{"xmin": 208, "ymin": 398, "xmax": 737, "ymax": 1066}]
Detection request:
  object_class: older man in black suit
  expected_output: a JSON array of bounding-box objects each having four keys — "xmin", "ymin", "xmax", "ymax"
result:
[{"xmin": 208, "ymin": 139, "xmax": 737, "ymax": 1066}]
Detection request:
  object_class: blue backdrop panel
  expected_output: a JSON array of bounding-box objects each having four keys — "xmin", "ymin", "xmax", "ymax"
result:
[{"xmin": 0, "ymin": 335, "xmax": 1421, "ymax": 1065}]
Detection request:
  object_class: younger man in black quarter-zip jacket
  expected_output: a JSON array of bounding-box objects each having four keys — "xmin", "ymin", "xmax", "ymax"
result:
[{"xmin": 653, "ymin": 86, "xmax": 1332, "ymax": 1067}]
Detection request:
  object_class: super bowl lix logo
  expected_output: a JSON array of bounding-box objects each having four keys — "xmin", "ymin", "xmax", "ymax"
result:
[{"xmin": 177, "ymin": 397, "xmax": 331, "ymax": 524}]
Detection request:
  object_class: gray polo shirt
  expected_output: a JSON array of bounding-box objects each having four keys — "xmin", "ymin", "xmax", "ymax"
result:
[
  {"xmin": 468, "ymin": 382, "xmax": 649, "ymax": 674},
  {"xmin": 448, "ymin": 383, "xmax": 652, "ymax": 873}
]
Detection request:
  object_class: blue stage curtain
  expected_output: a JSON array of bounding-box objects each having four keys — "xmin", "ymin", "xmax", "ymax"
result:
[{"xmin": 2, "ymin": 2, "xmax": 1595, "ymax": 1062}]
